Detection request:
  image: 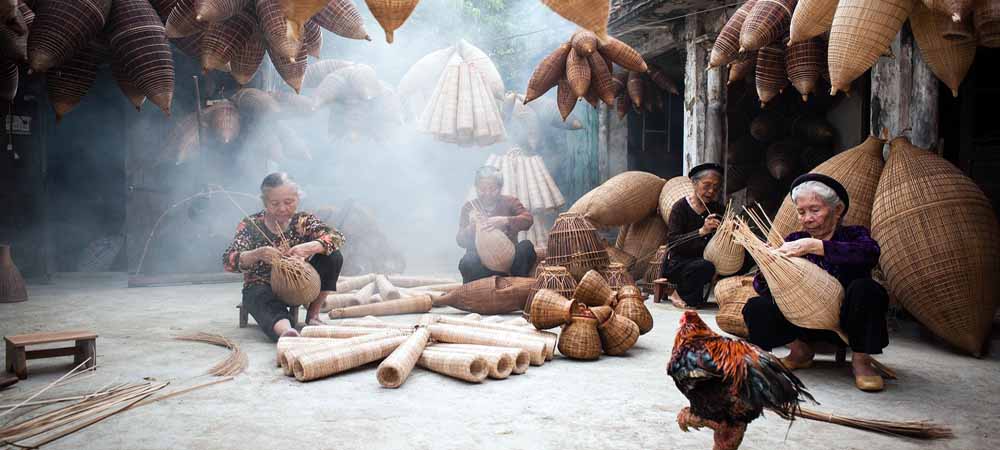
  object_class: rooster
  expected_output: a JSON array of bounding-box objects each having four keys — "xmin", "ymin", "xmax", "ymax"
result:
[{"xmin": 667, "ymin": 311, "xmax": 815, "ymax": 450}]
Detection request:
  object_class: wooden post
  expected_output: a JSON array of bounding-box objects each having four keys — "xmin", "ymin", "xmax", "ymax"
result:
[
  {"xmin": 706, "ymin": 57, "xmax": 727, "ymax": 168},
  {"xmin": 871, "ymin": 25, "xmax": 938, "ymax": 153},
  {"xmin": 683, "ymin": 14, "xmax": 707, "ymax": 175}
]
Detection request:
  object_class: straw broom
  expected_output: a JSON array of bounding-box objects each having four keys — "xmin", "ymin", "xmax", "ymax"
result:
[{"xmin": 794, "ymin": 407, "xmax": 953, "ymax": 439}]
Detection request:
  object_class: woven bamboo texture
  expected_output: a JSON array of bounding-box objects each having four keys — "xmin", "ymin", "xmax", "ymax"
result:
[
  {"xmin": 658, "ymin": 176, "xmax": 695, "ymax": 224},
  {"xmin": 574, "ymin": 270, "xmax": 615, "ymax": 307},
  {"xmin": 166, "ymin": 0, "xmax": 200, "ymax": 38},
  {"xmin": 376, "ymin": 327, "xmax": 430, "ymax": 388},
  {"xmin": 428, "ymin": 323, "xmax": 547, "ymax": 365},
  {"xmin": 546, "ymin": 212, "xmax": 610, "ymax": 280},
  {"xmin": 570, "ymin": 29, "xmax": 597, "ymax": 55},
  {"xmin": 268, "ymin": 40, "xmax": 307, "ymax": 92},
  {"xmin": 558, "ymin": 316, "xmax": 602, "ymax": 360},
  {"xmin": 45, "ymin": 43, "xmax": 101, "ymax": 120},
  {"xmin": 204, "ymin": 99, "xmax": 241, "ymax": 143},
  {"xmin": 293, "ymin": 335, "xmax": 408, "ymax": 381},
  {"xmin": 528, "ymin": 266, "xmax": 577, "ymax": 312},
  {"xmin": 276, "ymin": 336, "xmax": 338, "ymax": 367},
  {"xmin": 703, "ymin": 208, "xmax": 745, "ymax": 276},
  {"xmin": 28, "ymin": 0, "xmax": 110, "ymax": 73},
  {"xmin": 587, "ymin": 51, "xmax": 616, "ymax": 106},
  {"xmin": 525, "ymin": 43, "xmax": 568, "ymax": 104},
  {"xmin": 565, "ymin": 46, "xmax": 591, "ymax": 98},
  {"xmin": 728, "ymin": 51, "xmax": 757, "ymax": 83},
  {"xmin": 200, "ymin": 10, "xmax": 255, "ymax": 72},
  {"xmin": 591, "ymin": 305, "xmax": 613, "ymax": 324},
  {"xmin": 625, "ymin": 70, "xmax": 644, "ymax": 108},
  {"xmin": 614, "ymin": 296, "xmax": 653, "ymax": 334},
  {"xmin": 541, "ymin": 0, "xmax": 609, "ymax": 39},
  {"xmin": 828, "ymin": 0, "xmax": 914, "ymax": 94},
  {"xmin": 618, "ymin": 218, "xmax": 668, "ymax": 282},
  {"xmin": 433, "ymin": 276, "xmax": 535, "ymax": 315},
  {"xmin": 258, "ymin": 0, "xmax": 300, "ymax": 61},
  {"xmin": 384, "ymin": 275, "xmax": 457, "ymax": 288},
  {"xmin": 476, "ymin": 226, "xmax": 515, "ymax": 272},
  {"xmin": 786, "ymin": 37, "xmax": 824, "ymax": 101},
  {"xmin": 528, "ymin": 289, "xmax": 578, "ymax": 330},
  {"xmin": 194, "ymin": 0, "xmax": 246, "ymax": 22},
  {"xmin": 417, "ymin": 52, "xmax": 505, "ymax": 146},
  {"xmin": 924, "ymin": 0, "xmax": 973, "ymax": 21},
  {"xmin": 712, "ymin": 0, "xmax": 757, "ymax": 68},
  {"xmin": 150, "ymin": 0, "xmax": 177, "ymax": 20},
  {"xmin": 301, "ymin": 325, "xmax": 413, "ymax": 338},
  {"xmin": 910, "ymin": 2, "xmax": 976, "ymax": 97},
  {"xmin": 427, "ymin": 344, "xmax": 511, "ymax": 379},
  {"xmin": 974, "ymin": 1, "xmax": 1000, "ymax": 47},
  {"xmin": 642, "ymin": 245, "xmax": 668, "ymax": 288},
  {"xmin": 556, "ymin": 77, "xmax": 577, "ymax": 119},
  {"xmin": 278, "ymin": 0, "xmax": 325, "ymax": 42},
  {"xmin": 313, "ymin": 0, "xmax": 370, "ymax": 40},
  {"xmin": 600, "ymin": 262, "xmax": 635, "ymax": 292},
  {"xmin": 0, "ymin": 12, "xmax": 27, "ymax": 62},
  {"xmin": 365, "ymin": 0, "xmax": 419, "ymax": 43},
  {"xmin": 575, "ymin": 171, "xmax": 665, "ymax": 227},
  {"xmin": 269, "ymin": 256, "xmax": 322, "ymax": 306},
  {"xmin": 432, "ymin": 343, "xmax": 525, "ymax": 375},
  {"xmin": 597, "ymin": 36, "xmax": 647, "ymax": 72},
  {"xmin": 0, "ymin": 244, "xmax": 27, "ymax": 303},
  {"xmin": 733, "ymin": 219, "xmax": 847, "ymax": 341},
  {"xmin": 328, "ymin": 294, "xmax": 433, "ymax": 318},
  {"xmin": 714, "ymin": 275, "xmax": 756, "ymax": 337},
  {"xmin": 302, "ymin": 19, "xmax": 322, "ymax": 57},
  {"xmin": 418, "ymin": 348, "xmax": 489, "ymax": 382},
  {"xmin": 432, "ymin": 315, "xmax": 557, "ymax": 358},
  {"xmin": 766, "ymin": 139, "xmax": 799, "ymax": 179},
  {"xmin": 769, "ymin": 136, "xmax": 886, "ymax": 243},
  {"xmin": 374, "ymin": 274, "xmax": 401, "ymax": 300},
  {"xmin": 108, "ymin": 0, "xmax": 174, "ymax": 115},
  {"xmin": 790, "ymin": 0, "xmax": 837, "ymax": 43},
  {"xmin": 279, "ymin": 331, "xmax": 407, "ymax": 374},
  {"xmin": 870, "ymin": 137, "xmax": 1000, "ymax": 356},
  {"xmin": 740, "ymin": 0, "xmax": 794, "ymax": 51},
  {"xmin": 597, "ymin": 311, "xmax": 640, "ymax": 355},
  {"xmin": 755, "ymin": 42, "xmax": 788, "ymax": 105},
  {"xmin": 606, "ymin": 245, "xmax": 638, "ymax": 271}
]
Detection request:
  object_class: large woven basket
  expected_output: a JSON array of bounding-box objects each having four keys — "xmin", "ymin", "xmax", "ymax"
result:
[
  {"xmin": 527, "ymin": 266, "xmax": 577, "ymax": 314},
  {"xmin": 641, "ymin": 245, "xmax": 668, "ymax": 291},
  {"xmin": 434, "ymin": 276, "xmax": 535, "ymax": 315},
  {"xmin": 546, "ymin": 212, "xmax": 610, "ymax": 280},
  {"xmin": 540, "ymin": 0, "xmax": 610, "ymax": 40},
  {"xmin": 617, "ymin": 214, "xmax": 668, "ymax": 281},
  {"xmin": 558, "ymin": 314, "xmax": 602, "ymax": 360},
  {"xmin": 605, "ymin": 245, "xmax": 637, "ymax": 270},
  {"xmin": 614, "ymin": 295, "xmax": 653, "ymax": 335},
  {"xmin": 574, "ymin": 270, "xmax": 616, "ymax": 307},
  {"xmin": 769, "ymin": 136, "xmax": 886, "ymax": 243},
  {"xmin": 713, "ymin": 274, "xmax": 757, "ymax": 337},
  {"xmin": 658, "ymin": 176, "xmax": 695, "ymax": 224},
  {"xmin": 974, "ymin": 1, "xmax": 1000, "ymax": 47},
  {"xmin": 785, "ymin": 37, "xmax": 824, "ymax": 101},
  {"xmin": 871, "ymin": 137, "xmax": 1000, "ymax": 356},
  {"xmin": 528, "ymin": 289, "xmax": 578, "ymax": 329},
  {"xmin": 270, "ymin": 257, "xmax": 322, "ymax": 306},
  {"xmin": 740, "ymin": 0, "xmax": 795, "ymax": 51},
  {"xmin": 476, "ymin": 225, "xmax": 515, "ymax": 273},
  {"xmin": 711, "ymin": 0, "xmax": 757, "ymax": 68},
  {"xmin": 571, "ymin": 171, "xmax": 666, "ymax": 227},
  {"xmin": 790, "ymin": 0, "xmax": 838, "ymax": 44},
  {"xmin": 597, "ymin": 310, "xmax": 640, "ymax": 356},
  {"xmin": 828, "ymin": 0, "xmax": 914, "ymax": 94},
  {"xmin": 600, "ymin": 262, "xmax": 635, "ymax": 293},
  {"xmin": 910, "ymin": 2, "xmax": 976, "ymax": 97},
  {"xmin": 703, "ymin": 208, "xmax": 745, "ymax": 276},
  {"xmin": 755, "ymin": 42, "xmax": 788, "ymax": 105}
]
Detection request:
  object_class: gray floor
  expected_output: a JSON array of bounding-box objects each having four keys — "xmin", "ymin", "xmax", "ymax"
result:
[{"xmin": 1, "ymin": 273, "xmax": 999, "ymax": 450}]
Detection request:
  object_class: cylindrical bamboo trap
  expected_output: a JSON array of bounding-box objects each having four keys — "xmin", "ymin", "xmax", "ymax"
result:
[
  {"xmin": 321, "ymin": 293, "xmax": 361, "ymax": 312},
  {"xmin": 374, "ymin": 274, "xmax": 401, "ymax": 300},
  {"xmin": 331, "ymin": 318, "xmax": 415, "ymax": 329},
  {"xmin": 271, "ymin": 257, "xmax": 322, "ymax": 306},
  {"xmin": 427, "ymin": 344, "xmax": 513, "ymax": 379},
  {"xmin": 409, "ymin": 282, "xmax": 463, "ymax": 293},
  {"xmin": 336, "ymin": 274, "xmax": 377, "ymax": 292},
  {"xmin": 910, "ymin": 2, "xmax": 976, "ymax": 97},
  {"xmin": 276, "ymin": 336, "xmax": 339, "ymax": 367},
  {"xmin": 546, "ymin": 212, "xmax": 610, "ymax": 281},
  {"xmin": 597, "ymin": 311, "xmax": 640, "ymax": 356},
  {"xmin": 574, "ymin": 269, "xmax": 616, "ymax": 307},
  {"xmin": 427, "ymin": 323, "xmax": 547, "ymax": 366},
  {"xmin": 417, "ymin": 348, "xmax": 489, "ymax": 383},
  {"xmin": 703, "ymin": 206, "xmax": 745, "ymax": 276},
  {"xmin": 641, "ymin": 245, "xmax": 668, "ymax": 290},
  {"xmin": 828, "ymin": 0, "xmax": 914, "ymax": 94},
  {"xmin": 301, "ymin": 325, "xmax": 414, "ymax": 338},
  {"xmin": 386, "ymin": 275, "xmax": 458, "ymax": 288},
  {"xmin": 789, "ymin": 0, "xmax": 838, "ymax": 44},
  {"xmin": 280, "ymin": 330, "xmax": 409, "ymax": 375},
  {"xmin": 432, "ymin": 315, "xmax": 557, "ymax": 359},
  {"xmin": 433, "ymin": 276, "xmax": 535, "ymax": 314},
  {"xmin": 376, "ymin": 327, "xmax": 431, "ymax": 388},
  {"xmin": 431, "ymin": 343, "xmax": 529, "ymax": 374},
  {"xmin": 328, "ymin": 294, "xmax": 433, "ymax": 319},
  {"xmin": 292, "ymin": 335, "xmax": 408, "ymax": 382},
  {"xmin": 713, "ymin": 274, "xmax": 757, "ymax": 338},
  {"xmin": 710, "ymin": 0, "xmax": 757, "ymax": 68}
]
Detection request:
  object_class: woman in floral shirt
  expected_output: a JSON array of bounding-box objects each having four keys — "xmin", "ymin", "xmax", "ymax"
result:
[{"xmin": 223, "ymin": 172, "xmax": 345, "ymax": 341}]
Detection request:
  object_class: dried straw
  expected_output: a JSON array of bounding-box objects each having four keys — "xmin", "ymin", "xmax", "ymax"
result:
[
  {"xmin": 795, "ymin": 407, "xmax": 954, "ymax": 439},
  {"xmin": 174, "ymin": 332, "xmax": 247, "ymax": 377}
]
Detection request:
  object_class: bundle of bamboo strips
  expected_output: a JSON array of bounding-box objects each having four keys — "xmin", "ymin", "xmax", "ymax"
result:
[{"xmin": 174, "ymin": 332, "xmax": 247, "ymax": 376}]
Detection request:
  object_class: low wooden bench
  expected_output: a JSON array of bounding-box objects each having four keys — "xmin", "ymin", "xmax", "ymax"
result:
[{"xmin": 5, "ymin": 331, "xmax": 97, "ymax": 380}]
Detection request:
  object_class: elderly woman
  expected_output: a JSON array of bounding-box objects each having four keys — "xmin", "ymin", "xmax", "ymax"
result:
[
  {"xmin": 742, "ymin": 174, "xmax": 890, "ymax": 392},
  {"xmin": 223, "ymin": 173, "xmax": 345, "ymax": 341},
  {"xmin": 457, "ymin": 166, "xmax": 536, "ymax": 283},
  {"xmin": 659, "ymin": 163, "xmax": 726, "ymax": 309}
]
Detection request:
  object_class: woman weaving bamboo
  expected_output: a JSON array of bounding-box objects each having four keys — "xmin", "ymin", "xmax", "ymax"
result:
[
  {"xmin": 742, "ymin": 174, "xmax": 890, "ymax": 392},
  {"xmin": 456, "ymin": 166, "xmax": 536, "ymax": 283},
  {"xmin": 223, "ymin": 173, "xmax": 345, "ymax": 341}
]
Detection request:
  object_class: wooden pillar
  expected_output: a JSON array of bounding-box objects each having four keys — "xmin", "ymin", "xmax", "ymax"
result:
[
  {"xmin": 683, "ymin": 14, "xmax": 726, "ymax": 174},
  {"xmin": 597, "ymin": 104, "xmax": 610, "ymax": 182},
  {"xmin": 871, "ymin": 25, "xmax": 939, "ymax": 152},
  {"xmin": 706, "ymin": 61, "xmax": 727, "ymax": 166}
]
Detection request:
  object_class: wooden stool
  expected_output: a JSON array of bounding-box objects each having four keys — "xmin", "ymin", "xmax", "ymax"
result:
[
  {"xmin": 5, "ymin": 331, "xmax": 98, "ymax": 380},
  {"xmin": 651, "ymin": 278, "xmax": 676, "ymax": 303},
  {"xmin": 238, "ymin": 302, "xmax": 299, "ymax": 328}
]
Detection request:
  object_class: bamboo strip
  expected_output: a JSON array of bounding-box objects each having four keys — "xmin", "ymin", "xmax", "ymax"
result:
[
  {"xmin": 301, "ymin": 325, "xmax": 413, "ymax": 338},
  {"xmin": 432, "ymin": 315, "xmax": 558, "ymax": 359},
  {"xmin": 376, "ymin": 327, "xmax": 431, "ymax": 388},
  {"xmin": 535, "ymin": 155, "xmax": 565, "ymax": 207},
  {"xmin": 456, "ymin": 62, "xmax": 474, "ymax": 139}
]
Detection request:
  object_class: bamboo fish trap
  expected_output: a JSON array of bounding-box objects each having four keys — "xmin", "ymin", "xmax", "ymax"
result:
[
  {"xmin": 430, "ymin": 315, "xmax": 557, "ymax": 359},
  {"xmin": 269, "ymin": 256, "xmax": 322, "ymax": 306},
  {"xmin": 703, "ymin": 205, "xmax": 745, "ymax": 276},
  {"xmin": 546, "ymin": 212, "xmax": 610, "ymax": 281},
  {"xmin": 476, "ymin": 224, "xmax": 516, "ymax": 273},
  {"xmin": 711, "ymin": 0, "xmax": 757, "ymax": 68},
  {"xmin": 428, "ymin": 324, "xmax": 547, "ymax": 366},
  {"xmin": 45, "ymin": 43, "xmax": 101, "ymax": 121},
  {"xmin": 28, "ymin": 0, "xmax": 111, "ymax": 74},
  {"xmin": 230, "ymin": 34, "xmax": 265, "ymax": 85},
  {"xmin": 328, "ymin": 294, "xmax": 434, "ymax": 318},
  {"xmin": 313, "ymin": 0, "xmax": 370, "ymax": 41},
  {"xmin": 790, "ymin": 0, "xmax": 838, "ymax": 44},
  {"xmin": 574, "ymin": 269, "xmax": 616, "ymax": 307},
  {"xmin": 418, "ymin": 348, "xmax": 489, "ymax": 382},
  {"xmin": 200, "ymin": 10, "xmax": 256, "ymax": 72},
  {"xmin": 376, "ymin": 326, "xmax": 431, "ymax": 388},
  {"xmin": 569, "ymin": 171, "xmax": 666, "ymax": 227},
  {"xmin": 615, "ymin": 286, "xmax": 653, "ymax": 334},
  {"xmin": 529, "ymin": 289, "xmax": 578, "ymax": 330},
  {"xmin": 974, "ymin": 1, "xmax": 1000, "ymax": 48},
  {"xmin": 910, "ymin": 2, "xmax": 976, "ymax": 97},
  {"xmin": 433, "ymin": 276, "xmax": 535, "ymax": 315},
  {"xmin": 108, "ymin": 0, "xmax": 174, "ymax": 115},
  {"xmin": 525, "ymin": 43, "xmax": 570, "ymax": 104},
  {"xmin": 527, "ymin": 266, "xmax": 577, "ymax": 313},
  {"xmin": 558, "ymin": 312, "xmax": 602, "ymax": 360},
  {"xmin": 617, "ymin": 214, "xmax": 668, "ymax": 281},
  {"xmin": 740, "ymin": 0, "xmax": 795, "ymax": 52},
  {"xmin": 786, "ymin": 37, "xmax": 825, "ymax": 101},
  {"xmin": 600, "ymin": 262, "xmax": 635, "ymax": 293},
  {"xmin": 713, "ymin": 274, "xmax": 757, "ymax": 337},
  {"xmin": 417, "ymin": 52, "xmax": 506, "ymax": 146},
  {"xmin": 427, "ymin": 344, "xmax": 515, "ymax": 378},
  {"xmin": 658, "ymin": 176, "xmax": 695, "ymax": 224},
  {"xmin": 828, "ymin": 0, "xmax": 914, "ymax": 95},
  {"xmin": 597, "ymin": 310, "xmax": 640, "ymax": 356},
  {"xmin": 756, "ymin": 42, "xmax": 788, "ymax": 106},
  {"xmin": 364, "ymin": 0, "xmax": 420, "ymax": 43},
  {"xmin": 732, "ymin": 217, "xmax": 848, "ymax": 343},
  {"xmin": 293, "ymin": 335, "xmax": 408, "ymax": 381},
  {"xmin": 432, "ymin": 343, "xmax": 529, "ymax": 374},
  {"xmin": 280, "ymin": 330, "xmax": 409, "ymax": 375}
]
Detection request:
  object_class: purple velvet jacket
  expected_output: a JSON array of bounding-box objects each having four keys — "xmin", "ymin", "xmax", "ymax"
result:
[{"xmin": 753, "ymin": 226, "xmax": 881, "ymax": 296}]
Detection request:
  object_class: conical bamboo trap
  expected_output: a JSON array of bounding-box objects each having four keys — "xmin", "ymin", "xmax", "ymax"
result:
[
  {"xmin": 871, "ymin": 137, "xmax": 1000, "ymax": 356},
  {"xmin": 45, "ymin": 42, "xmax": 101, "ymax": 121},
  {"xmin": 27, "ymin": 0, "xmax": 111, "ymax": 73},
  {"xmin": 546, "ymin": 212, "xmax": 610, "ymax": 281},
  {"xmin": 200, "ymin": 10, "xmax": 256, "ymax": 73},
  {"xmin": 786, "ymin": 37, "xmax": 825, "ymax": 101},
  {"xmin": 313, "ymin": 0, "xmax": 370, "ymax": 41},
  {"xmin": 756, "ymin": 42, "xmax": 788, "ymax": 105},
  {"xmin": 740, "ymin": 0, "xmax": 794, "ymax": 52},
  {"xmin": 703, "ymin": 205, "xmax": 745, "ymax": 276},
  {"xmin": 910, "ymin": 2, "xmax": 976, "ymax": 97},
  {"xmin": 790, "ymin": 0, "xmax": 838, "ymax": 44},
  {"xmin": 828, "ymin": 0, "xmax": 914, "ymax": 95},
  {"xmin": 433, "ymin": 276, "xmax": 535, "ymax": 315},
  {"xmin": 713, "ymin": 274, "xmax": 757, "ymax": 337},
  {"xmin": 574, "ymin": 269, "xmax": 616, "ymax": 307},
  {"xmin": 711, "ymin": 0, "xmax": 757, "ymax": 68},
  {"xmin": 107, "ymin": 0, "xmax": 175, "ymax": 116}
]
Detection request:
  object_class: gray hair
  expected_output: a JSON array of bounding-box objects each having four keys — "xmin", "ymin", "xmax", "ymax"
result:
[
  {"xmin": 474, "ymin": 166, "xmax": 504, "ymax": 187},
  {"xmin": 791, "ymin": 180, "xmax": 842, "ymax": 210},
  {"xmin": 691, "ymin": 168, "xmax": 722, "ymax": 182},
  {"xmin": 260, "ymin": 172, "xmax": 304, "ymax": 198}
]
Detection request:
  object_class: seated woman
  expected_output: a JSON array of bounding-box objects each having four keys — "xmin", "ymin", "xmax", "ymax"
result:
[
  {"xmin": 660, "ymin": 163, "xmax": 725, "ymax": 309},
  {"xmin": 742, "ymin": 174, "xmax": 890, "ymax": 392},
  {"xmin": 457, "ymin": 166, "xmax": 537, "ymax": 284},
  {"xmin": 223, "ymin": 172, "xmax": 345, "ymax": 341}
]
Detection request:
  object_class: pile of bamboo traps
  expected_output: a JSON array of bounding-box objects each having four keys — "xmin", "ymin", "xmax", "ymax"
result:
[
  {"xmin": 322, "ymin": 274, "xmax": 461, "ymax": 313},
  {"xmin": 280, "ymin": 314, "xmax": 559, "ymax": 385},
  {"xmin": 398, "ymin": 40, "xmax": 505, "ymax": 122},
  {"xmin": 612, "ymin": 65, "xmax": 680, "ymax": 118},
  {"xmin": 415, "ymin": 50, "xmax": 506, "ymax": 146},
  {"xmin": 175, "ymin": 332, "xmax": 248, "ymax": 377}
]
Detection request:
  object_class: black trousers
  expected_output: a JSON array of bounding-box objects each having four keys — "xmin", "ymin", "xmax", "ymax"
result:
[
  {"xmin": 661, "ymin": 257, "xmax": 716, "ymax": 307},
  {"xmin": 459, "ymin": 240, "xmax": 536, "ymax": 284},
  {"xmin": 741, "ymin": 278, "xmax": 889, "ymax": 354},
  {"xmin": 243, "ymin": 250, "xmax": 343, "ymax": 341}
]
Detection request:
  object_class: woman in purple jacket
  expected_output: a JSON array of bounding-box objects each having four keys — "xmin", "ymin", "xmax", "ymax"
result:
[{"xmin": 742, "ymin": 173, "xmax": 890, "ymax": 392}]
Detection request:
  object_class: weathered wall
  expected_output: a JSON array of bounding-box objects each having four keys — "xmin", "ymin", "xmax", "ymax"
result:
[{"xmin": 871, "ymin": 25, "xmax": 939, "ymax": 152}]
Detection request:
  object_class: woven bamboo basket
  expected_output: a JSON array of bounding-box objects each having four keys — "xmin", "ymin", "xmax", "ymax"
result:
[
  {"xmin": 910, "ymin": 2, "xmax": 976, "ymax": 97},
  {"xmin": 790, "ymin": 0, "xmax": 837, "ymax": 44},
  {"xmin": 476, "ymin": 225, "xmax": 515, "ymax": 273},
  {"xmin": 194, "ymin": 0, "xmax": 243, "ymax": 23},
  {"xmin": 740, "ymin": 0, "xmax": 794, "ymax": 51},
  {"xmin": 541, "ymin": 0, "xmax": 610, "ymax": 40},
  {"xmin": 605, "ymin": 245, "xmax": 637, "ymax": 271},
  {"xmin": 577, "ymin": 172, "xmax": 666, "ymax": 227},
  {"xmin": 365, "ymin": 0, "xmax": 420, "ymax": 43},
  {"xmin": 200, "ymin": 10, "xmax": 256, "ymax": 72},
  {"xmin": 432, "ymin": 343, "xmax": 525, "ymax": 375},
  {"xmin": 279, "ymin": 330, "xmax": 407, "ymax": 373},
  {"xmin": 313, "ymin": 0, "xmax": 369, "ymax": 40},
  {"xmin": 733, "ymin": 219, "xmax": 847, "ymax": 342},
  {"xmin": 713, "ymin": 274, "xmax": 756, "ymax": 337},
  {"xmin": 587, "ymin": 52, "xmax": 616, "ymax": 105},
  {"xmin": 704, "ymin": 208, "xmax": 745, "ymax": 276},
  {"xmin": 558, "ymin": 315, "xmax": 602, "ymax": 360},
  {"xmin": 974, "ymin": 1, "xmax": 1000, "ymax": 47},
  {"xmin": 428, "ymin": 324, "xmax": 547, "ymax": 365},
  {"xmin": 108, "ymin": 0, "xmax": 174, "ymax": 115},
  {"xmin": 766, "ymin": 139, "xmax": 800, "ymax": 180},
  {"xmin": 557, "ymin": 77, "xmax": 578, "ymax": 120},
  {"xmin": 293, "ymin": 335, "xmax": 408, "ymax": 381},
  {"xmin": 28, "ymin": 0, "xmax": 110, "ymax": 74},
  {"xmin": 204, "ymin": 99, "xmax": 240, "ymax": 143},
  {"xmin": 591, "ymin": 305, "xmax": 613, "ymax": 324},
  {"xmin": 432, "ymin": 316, "xmax": 557, "ymax": 359},
  {"xmin": 570, "ymin": 29, "xmax": 597, "ymax": 55},
  {"xmin": 600, "ymin": 262, "xmax": 635, "ymax": 293},
  {"xmin": 641, "ymin": 245, "xmax": 668, "ymax": 289},
  {"xmin": 328, "ymin": 294, "xmax": 433, "ymax": 318},
  {"xmin": 565, "ymin": 46, "xmax": 591, "ymax": 98},
  {"xmin": 711, "ymin": 0, "xmax": 757, "ymax": 68},
  {"xmin": 0, "ymin": 244, "xmax": 27, "ymax": 303},
  {"xmin": 546, "ymin": 212, "xmax": 610, "ymax": 280},
  {"xmin": 786, "ymin": 37, "xmax": 824, "ymax": 101},
  {"xmin": 617, "ymin": 285, "xmax": 643, "ymax": 301},
  {"xmin": 527, "ymin": 266, "xmax": 577, "ymax": 313},
  {"xmin": 756, "ymin": 42, "xmax": 788, "ymax": 105},
  {"xmin": 259, "ymin": 0, "xmax": 300, "ymax": 61},
  {"xmin": 376, "ymin": 327, "xmax": 430, "ymax": 388},
  {"xmin": 597, "ymin": 36, "xmax": 647, "ymax": 72},
  {"xmin": 418, "ymin": 348, "xmax": 489, "ymax": 383},
  {"xmin": 871, "ymin": 137, "xmax": 1000, "ymax": 356},
  {"xmin": 528, "ymin": 289, "xmax": 577, "ymax": 329},
  {"xmin": 626, "ymin": 70, "xmax": 644, "ymax": 108},
  {"xmin": 268, "ymin": 42, "xmax": 307, "ymax": 92},
  {"xmin": 598, "ymin": 311, "xmax": 640, "ymax": 356},
  {"xmin": 769, "ymin": 136, "xmax": 886, "ymax": 243},
  {"xmin": 828, "ymin": 0, "xmax": 914, "ymax": 94},
  {"xmin": 618, "ymin": 215, "xmax": 668, "ymax": 283},
  {"xmin": 433, "ymin": 276, "xmax": 535, "ymax": 314},
  {"xmin": 269, "ymin": 256, "xmax": 322, "ymax": 306},
  {"xmin": 166, "ymin": 0, "xmax": 200, "ymax": 38},
  {"xmin": 614, "ymin": 295, "xmax": 653, "ymax": 334},
  {"xmin": 575, "ymin": 269, "xmax": 616, "ymax": 307},
  {"xmin": 727, "ymin": 51, "xmax": 757, "ymax": 83},
  {"xmin": 924, "ymin": 0, "xmax": 973, "ymax": 21},
  {"xmin": 936, "ymin": 12, "xmax": 974, "ymax": 40},
  {"xmin": 658, "ymin": 176, "xmax": 695, "ymax": 224},
  {"xmin": 46, "ymin": 44, "xmax": 101, "ymax": 121},
  {"xmin": 302, "ymin": 19, "xmax": 322, "ymax": 58}
]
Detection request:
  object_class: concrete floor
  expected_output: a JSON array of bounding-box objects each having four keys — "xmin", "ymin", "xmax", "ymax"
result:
[{"xmin": 1, "ymin": 273, "xmax": 999, "ymax": 450}]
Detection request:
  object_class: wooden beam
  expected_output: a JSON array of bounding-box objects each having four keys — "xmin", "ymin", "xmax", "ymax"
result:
[
  {"xmin": 871, "ymin": 25, "xmax": 938, "ymax": 153},
  {"xmin": 683, "ymin": 14, "xmax": 708, "ymax": 174}
]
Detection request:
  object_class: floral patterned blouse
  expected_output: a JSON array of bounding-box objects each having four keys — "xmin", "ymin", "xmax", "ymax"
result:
[{"xmin": 223, "ymin": 211, "xmax": 345, "ymax": 288}]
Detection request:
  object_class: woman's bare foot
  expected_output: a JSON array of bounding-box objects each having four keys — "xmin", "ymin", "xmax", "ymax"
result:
[
  {"xmin": 280, "ymin": 328, "xmax": 300, "ymax": 338},
  {"xmin": 305, "ymin": 292, "xmax": 329, "ymax": 327},
  {"xmin": 851, "ymin": 353, "xmax": 879, "ymax": 378},
  {"xmin": 786, "ymin": 340, "xmax": 815, "ymax": 365},
  {"xmin": 273, "ymin": 318, "xmax": 296, "ymax": 338},
  {"xmin": 669, "ymin": 291, "xmax": 687, "ymax": 309}
]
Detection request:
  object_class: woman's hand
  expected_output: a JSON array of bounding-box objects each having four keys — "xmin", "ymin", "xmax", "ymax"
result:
[
  {"xmin": 287, "ymin": 241, "xmax": 324, "ymax": 259},
  {"xmin": 699, "ymin": 215, "xmax": 722, "ymax": 236},
  {"xmin": 481, "ymin": 216, "xmax": 509, "ymax": 231},
  {"xmin": 777, "ymin": 238, "xmax": 824, "ymax": 257},
  {"xmin": 243, "ymin": 246, "xmax": 282, "ymax": 265}
]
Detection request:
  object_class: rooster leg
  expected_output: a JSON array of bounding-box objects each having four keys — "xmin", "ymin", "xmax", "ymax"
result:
[
  {"xmin": 712, "ymin": 422, "xmax": 747, "ymax": 450},
  {"xmin": 676, "ymin": 407, "xmax": 720, "ymax": 432}
]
